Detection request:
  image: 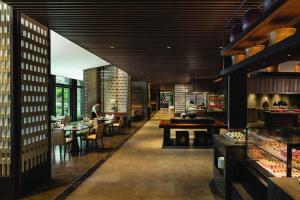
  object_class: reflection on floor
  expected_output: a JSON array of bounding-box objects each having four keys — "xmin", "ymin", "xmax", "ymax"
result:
[
  {"xmin": 247, "ymin": 120, "xmax": 265, "ymax": 128},
  {"xmin": 21, "ymin": 121, "xmax": 146, "ymax": 200},
  {"xmin": 151, "ymin": 110, "xmax": 174, "ymax": 120},
  {"xmin": 67, "ymin": 111, "xmax": 222, "ymax": 200}
]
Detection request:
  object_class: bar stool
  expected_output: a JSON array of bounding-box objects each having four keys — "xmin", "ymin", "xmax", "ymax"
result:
[
  {"xmin": 176, "ymin": 131, "xmax": 189, "ymax": 146},
  {"xmin": 194, "ymin": 131, "xmax": 210, "ymax": 146}
]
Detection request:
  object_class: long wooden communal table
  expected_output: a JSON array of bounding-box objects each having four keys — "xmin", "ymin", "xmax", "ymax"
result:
[{"xmin": 159, "ymin": 119, "xmax": 227, "ymax": 146}]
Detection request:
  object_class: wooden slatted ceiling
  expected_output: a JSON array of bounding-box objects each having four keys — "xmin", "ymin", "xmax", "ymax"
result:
[{"xmin": 4, "ymin": 0, "xmax": 262, "ymax": 83}]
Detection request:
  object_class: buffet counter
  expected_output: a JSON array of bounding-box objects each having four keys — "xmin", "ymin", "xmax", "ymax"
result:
[
  {"xmin": 248, "ymin": 108, "xmax": 300, "ymax": 127},
  {"xmin": 264, "ymin": 110, "xmax": 300, "ymax": 127}
]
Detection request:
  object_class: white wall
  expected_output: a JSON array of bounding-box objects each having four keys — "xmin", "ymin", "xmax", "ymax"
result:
[{"xmin": 50, "ymin": 30, "xmax": 110, "ymax": 80}]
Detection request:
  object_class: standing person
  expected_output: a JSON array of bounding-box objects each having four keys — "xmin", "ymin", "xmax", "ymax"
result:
[{"xmin": 92, "ymin": 103, "xmax": 100, "ymax": 119}]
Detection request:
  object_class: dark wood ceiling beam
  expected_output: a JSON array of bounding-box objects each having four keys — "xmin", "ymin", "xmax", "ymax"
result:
[{"xmin": 3, "ymin": 0, "xmax": 262, "ymax": 83}]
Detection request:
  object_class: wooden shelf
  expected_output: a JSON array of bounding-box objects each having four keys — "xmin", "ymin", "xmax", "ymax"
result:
[
  {"xmin": 222, "ymin": 0, "xmax": 300, "ymax": 56},
  {"xmin": 221, "ymin": 32, "xmax": 300, "ymax": 76}
]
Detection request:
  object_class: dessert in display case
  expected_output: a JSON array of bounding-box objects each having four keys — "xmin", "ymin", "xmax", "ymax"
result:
[
  {"xmin": 247, "ymin": 128, "xmax": 300, "ymax": 178},
  {"xmin": 206, "ymin": 93, "xmax": 224, "ymax": 111},
  {"xmin": 224, "ymin": 130, "xmax": 246, "ymax": 144}
]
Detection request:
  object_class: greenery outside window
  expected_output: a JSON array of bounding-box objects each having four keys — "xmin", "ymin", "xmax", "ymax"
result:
[
  {"xmin": 55, "ymin": 76, "xmax": 71, "ymax": 117},
  {"xmin": 55, "ymin": 85, "xmax": 71, "ymax": 116},
  {"xmin": 77, "ymin": 80, "xmax": 84, "ymax": 119}
]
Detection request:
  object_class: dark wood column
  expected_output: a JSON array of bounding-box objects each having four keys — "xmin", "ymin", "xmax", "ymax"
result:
[
  {"xmin": 11, "ymin": 9, "xmax": 22, "ymax": 199},
  {"xmin": 83, "ymin": 68, "xmax": 100, "ymax": 118},
  {"xmin": 49, "ymin": 75, "xmax": 56, "ymax": 116},
  {"xmin": 71, "ymin": 79, "xmax": 77, "ymax": 121},
  {"xmin": 227, "ymin": 70, "xmax": 247, "ymax": 128}
]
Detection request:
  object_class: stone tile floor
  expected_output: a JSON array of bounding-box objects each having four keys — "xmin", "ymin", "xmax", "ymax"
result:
[
  {"xmin": 67, "ymin": 111, "xmax": 222, "ymax": 200},
  {"xmin": 21, "ymin": 121, "xmax": 146, "ymax": 200}
]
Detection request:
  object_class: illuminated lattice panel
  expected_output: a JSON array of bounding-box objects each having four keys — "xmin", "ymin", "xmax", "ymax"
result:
[
  {"xmin": 96, "ymin": 67, "xmax": 101, "ymax": 104},
  {"xmin": 83, "ymin": 71, "xmax": 88, "ymax": 115},
  {"xmin": 102, "ymin": 66, "xmax": 117, "ymax": 113},
  {"xmin": 174, "ymin": 84, "xmax": 188, "ymax": 113},
  {"xmin": 101, "ymin": 66, "xmax": 129, "ymax": 113},
  {"xmin": 116, "ymin": 68, "xmax": 129, "ymax": 113},
  {"xmin": 20, "ymin": 15, "xmax": 49, "ymax": 173},
  {"xmin": 0, "ymin": 2, "xmax": 11, "ymax": 177}
]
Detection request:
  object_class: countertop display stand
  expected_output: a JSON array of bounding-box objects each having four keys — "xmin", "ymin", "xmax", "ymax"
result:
[{"xmin": 212, "ymin": 135, "xmax": 245, "ymax": 200}]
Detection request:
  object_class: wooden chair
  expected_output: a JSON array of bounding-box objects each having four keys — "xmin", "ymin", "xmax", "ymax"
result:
[
  {"xmin": 51, "ymin": 129, "xmax": 72, "ymax": 159},
  {"xmin": 83, "ymin": 123, "xmax": 104, "ymax": 150},
  {"xmin": 62, "ymin": 115, "xmax": 72, "ymax": 137},
  {"xmin": 92, "ymin": 119, "xmax": 98, "ymax": 133},
  {"xmin": 78, "ymin": 121, "xmax": 93, "ymax": 148},
  {"xmin": 112, "ymin": 117, "xmax": 125, "ymax": 134},
  {"xmin": 104, "ymin": 114, "xmax": 114, "ymax": 135}
]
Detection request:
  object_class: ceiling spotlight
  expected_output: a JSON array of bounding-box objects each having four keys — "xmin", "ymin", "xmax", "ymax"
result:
[
  {"xmin": 109, "ymin": 46, "xmax": 115, "ymax": 49},
  {"xmin": 287, "ymin": 54, "xmax": 291, "ymax": 57},
  {"xmin": 166, "ymin": 46, "xmax": 172, "ymax": 49},
  {"xmin": 219, "ymin": 46, "xmax": 223, "ymax": 49}
]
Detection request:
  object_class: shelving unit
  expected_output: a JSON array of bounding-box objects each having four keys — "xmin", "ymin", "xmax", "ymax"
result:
[
  {"xmin": 222, "ymin": 0, "xmax": 300, "ymax": 56},
  {"xmin": 221, "ymin": 32, "xmax": 300, "ymax": 75}
]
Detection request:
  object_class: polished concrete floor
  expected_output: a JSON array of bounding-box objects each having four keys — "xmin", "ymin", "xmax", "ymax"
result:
[{"xmin": 67, "ymin": 111, "xmax": 222, "ymax": 200}]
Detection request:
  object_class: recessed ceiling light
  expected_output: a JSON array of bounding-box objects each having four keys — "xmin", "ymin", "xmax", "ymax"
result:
[
  {"xmin": 288, "ymin": 54, "xmax": 291, "ymax": 57},
  {"xmin": 219, "ymin": 46, "xmax": 223, "ymax": 49},
  {"xmin": 110, "ymin": 46, "xmax": 115, "ymax": 49},
  {"xmin": 166, "ymin": 46, "xmax": 172, "ymax": 49}
]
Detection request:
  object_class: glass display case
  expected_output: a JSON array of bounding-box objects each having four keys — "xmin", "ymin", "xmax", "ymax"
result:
[
  {"xmin": 247, "ymin": 128, "xmax": 300, "ymax": 178},
  {"xmin": 206, "ymin": 93, "xmax": 224, "ymax": 111},
  {"xmin": 224, "ymin": 129, "xmax": 246, "ymax": 144}
]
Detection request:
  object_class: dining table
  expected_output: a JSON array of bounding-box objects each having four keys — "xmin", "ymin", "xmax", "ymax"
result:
[
  {"xmin": 62, "ymin": 123, "xmax": 92, "ymax": 153},
  {"xmin": 159, "ymin": 117, "xmax": 227, "ymax": 146}
]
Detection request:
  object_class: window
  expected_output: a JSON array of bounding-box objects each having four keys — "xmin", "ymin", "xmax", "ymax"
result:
[
  {"xmin": 55, "ymin": 76, "xmax": 83, "ymax": 119},
  {"xmin": 63, "ymin": 87, "xmax": 70, "ymax": 115},
  {"xmin": 55, "ymin": 86, "xmax": 63, "ymax": 116},
  {"xmin": 77, "ymin": 80, "xmax": 84, "ymax": 119},
  {"xmin": 55, "ymin": 86, "xmax": 71, "ymax": 116},
  {"xmin": 77, "ymin": 87, "xmax": 83, "ymax": 119},
  {"xmin": 55, "ymin": 76, "xmax": 71, "ymax": 117}
]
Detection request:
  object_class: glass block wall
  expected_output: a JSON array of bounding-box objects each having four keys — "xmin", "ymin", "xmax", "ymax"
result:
[
  {"xmin": 0, "ymin": 2, "xmax": 11, "ymax": 177},
  {"xmin": 174, "ymin": 84, "xmax": 188, "ymax": 114},
  {"xmin": 100, "ymin": 66, "xmax": 129, "ymax": 113},
  {"xmin": 20, "ymin": 15, "xmax": 49, "ymax": 173}
]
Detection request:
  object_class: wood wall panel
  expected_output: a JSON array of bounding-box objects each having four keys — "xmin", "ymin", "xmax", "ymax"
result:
[
  {"xmin": 83, "ymin": 68, "xmax": 100, "ymax": 118},
  {"xmin": 131, "ymin": 81, "xmax": 148, "ymax": 118},
  {"xmin": 248, "ymin": 77, "xmax": 300, "ymax": 94}
]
